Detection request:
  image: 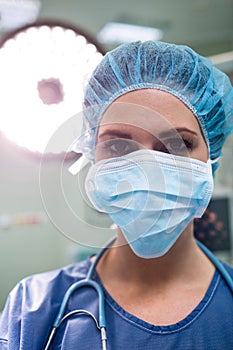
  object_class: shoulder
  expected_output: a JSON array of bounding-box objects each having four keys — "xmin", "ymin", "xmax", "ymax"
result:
[
  {"xmin": 0, "ymin": 258, "xmax": 93, "ymax": 348},
  {"xmin": 216, "ymin": 261, "xmax": 233, "ymax": 295},
  {"xmin": 0, "ymin": 258, "xmax": 91, "ymax": 336},
  {"xmin": 222, "ymin": 262, "xmax": 233, "ymax": 275},
  {"xmin": 12, "ymin": 258, "xmax": 91, "ymax": 303}
]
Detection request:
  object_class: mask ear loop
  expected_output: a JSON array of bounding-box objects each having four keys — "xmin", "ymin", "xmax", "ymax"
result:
[
  {"xmin": 69, "ymin": 155, "xmax": 90, "ymax": 175},
  {"xmin": 209, "ymin": 157, "xmax": 221, "ymax": 164}
]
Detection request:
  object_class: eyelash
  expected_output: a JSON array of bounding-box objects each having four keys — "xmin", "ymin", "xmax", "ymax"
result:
[
  {"xmin": 154, "ymin": 136, "xmax": 194, "ymax": 154},
  {"xmin": 180, "ymin": 136, "xmax": 194, "ymax": 150},
  {"xmin": 96, "ymin": 135, "xmax": 195, "ymax": 159},
  {"xmin": 183, "ymin": 138, "xmax": 193, "ymax": 149},
  {"xmin": 97, "ymin": 138, "xmax": 141, "ymax": 157}
]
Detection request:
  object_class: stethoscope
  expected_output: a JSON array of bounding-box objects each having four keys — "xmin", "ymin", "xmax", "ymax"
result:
[{"xmin": 43, "ymin": 239, "xmax": 233, "ymax": 350}]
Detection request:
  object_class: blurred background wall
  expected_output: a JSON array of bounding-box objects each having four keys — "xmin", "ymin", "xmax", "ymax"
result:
[{"xmin": 0, "ymin": 0, "xmax": 233, "ymax": 311}]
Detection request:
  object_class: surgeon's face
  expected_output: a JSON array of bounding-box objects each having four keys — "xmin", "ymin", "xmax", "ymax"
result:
[{"xmin": 95, "ymin": 89, "xmax": 208, "ymax": 163}]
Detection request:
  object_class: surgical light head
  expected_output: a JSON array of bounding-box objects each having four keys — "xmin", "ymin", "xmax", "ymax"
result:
[{"xmin": 76, "ymin": 40, "xmax": 233, "ymax": 175}]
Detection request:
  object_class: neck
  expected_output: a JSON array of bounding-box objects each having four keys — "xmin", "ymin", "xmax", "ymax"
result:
[{"xmin": 96, "ymin": 225, "xmax": 215, "ymax": 287}]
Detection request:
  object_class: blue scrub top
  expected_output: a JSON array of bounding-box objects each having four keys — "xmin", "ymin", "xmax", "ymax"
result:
[{"xmin": 0, "ymin": 258, "xmax": 233, "ymax": 350}]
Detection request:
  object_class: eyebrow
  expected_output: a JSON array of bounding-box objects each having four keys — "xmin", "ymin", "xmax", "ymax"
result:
[
  {"xmin": 98, "ymin": 127, "xmax": 198, "ymax": 140},
  {"xmin": 98, "ymin": 130, "xmax": 133, "ymax": 140},
  {"xmin": 158, "ymin": 128, "xmax": 198, "ymax": 138}
]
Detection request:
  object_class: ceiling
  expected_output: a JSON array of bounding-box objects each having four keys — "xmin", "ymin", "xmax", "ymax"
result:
[
  {"xmin": 0, "ymin": 0, "xmax": 232, "ymax": 56},
  {"xmin": 36, "ymin": 0, "xmax": 233, "ymax": 56}
]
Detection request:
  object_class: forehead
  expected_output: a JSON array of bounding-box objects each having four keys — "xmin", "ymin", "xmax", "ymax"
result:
[{"xmin": 100, "ymin": 89, "xmax": 201, "ymax": 136}]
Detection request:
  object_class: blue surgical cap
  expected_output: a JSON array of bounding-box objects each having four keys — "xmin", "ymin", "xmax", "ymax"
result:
[{"xmin": 76, "ymin": 40, "xmax": 233, "ymax": 174}]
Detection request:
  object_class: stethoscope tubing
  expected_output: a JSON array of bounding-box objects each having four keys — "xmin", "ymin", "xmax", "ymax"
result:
[
  {"xmin": 53, "ymin": 279, "xmax": 106, "ymax": 328},
  {"xmin": 43, "ymin": 239, "xmax": 233, "ymax": 349},
  {"xmin": 43, "ymin": 239, "xmax": 112, "ymax": 350},
  {"xmin": 196, "ymin": 240, "xmax": 233, "ymax": 292}
]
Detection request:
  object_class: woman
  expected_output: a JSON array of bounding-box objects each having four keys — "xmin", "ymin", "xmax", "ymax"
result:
[{"xmin": 1, "ymin": 41, "xmax": 233, "ymax": 349}]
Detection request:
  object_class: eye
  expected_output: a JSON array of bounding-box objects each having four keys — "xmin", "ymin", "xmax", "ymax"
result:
[
  {"xmin": 154, "ymin": 137, "xmax": 193, "ymax": 155},
  {"xmin": 96, "ymin": 138, "xmax": 141, "ymax": 159},
  {"xmin": 167, "ymin": 138, "xmax": 191, "ymax": 153}
]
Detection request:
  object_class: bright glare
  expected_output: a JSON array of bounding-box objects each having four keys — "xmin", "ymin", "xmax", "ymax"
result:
[
  {"xmin": 0, "ymin": 0, "xmax": 41, "ymax": 31},
  {"xmin": 97, "ymin": 22, "xmax": 163, "ymax": 45},
  {"xmin": 0, "ymin": 25, "xmax": 103, "ymax": 154}
]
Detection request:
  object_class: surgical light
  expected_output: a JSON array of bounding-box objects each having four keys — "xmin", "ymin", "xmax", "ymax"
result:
[{"xmin": 0, "ymin": 21, "xmax": 103, "ymax": 155}]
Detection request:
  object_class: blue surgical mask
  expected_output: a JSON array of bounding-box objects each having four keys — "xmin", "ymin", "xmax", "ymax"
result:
[{"xmin": 85, "ymin": 150, "xmax": 213, "ymax": 258}]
